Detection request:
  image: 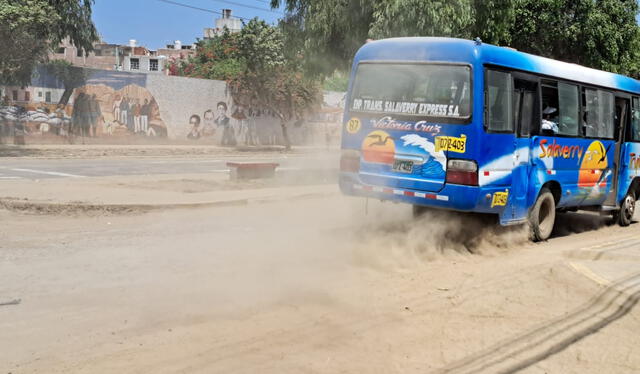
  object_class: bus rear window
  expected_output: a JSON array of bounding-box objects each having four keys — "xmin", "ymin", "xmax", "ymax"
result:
[{"xmin": 350, "ymin": 63, "xmax": 471, "ymax": 121}]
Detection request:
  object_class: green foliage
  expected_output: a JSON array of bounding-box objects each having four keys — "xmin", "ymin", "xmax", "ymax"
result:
[
  {"xmin": 0, "ymin": 0, "xmax": 57, "ymax": 85},
  {"xmin": 369, "ymin": 0, "xmax": 472, "ymax": 39},
  {"xmin": 273, "ymin": 0, "xmax": 640, "ymax": 78},
  {"xmin": 511, "ymin": 0, "xmax": 640, "ymax": 77},
  {"xmin": 168, "ymin": 28, "xmax": 246, "ymax": 80},
  {"xmin": 323, "ymin": 71, "xmax": 349, "ymax": 91},
  {"xmin": 0, "ymin": 0, "xmax": 98, "ymax": 85},
  {"xmin": 471, "ymin": 0, "xmax": 515, "ymax": 45},
  {"xmin": 238, "ymin": 19, "xmax": 286, "ymax": 72},
  {"xmin": 272, "ymin": 0, "xmax": 375, "ymax": 75}
]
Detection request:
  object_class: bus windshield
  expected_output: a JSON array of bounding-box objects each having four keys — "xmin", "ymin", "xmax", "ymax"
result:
[{"xmin": 349, "ymin": 63, "xmax": 471, "ymax": 121}]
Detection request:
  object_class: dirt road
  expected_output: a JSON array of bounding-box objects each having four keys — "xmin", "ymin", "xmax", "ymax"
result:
[{"xmin": 2, "ymin": 196, "xmax": 639, "ymax": 373}]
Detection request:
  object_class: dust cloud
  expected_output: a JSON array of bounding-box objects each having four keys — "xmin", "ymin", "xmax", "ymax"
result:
[{"xmin": 343, "ymin": 198, "xmax": 530, "ymax": 270}]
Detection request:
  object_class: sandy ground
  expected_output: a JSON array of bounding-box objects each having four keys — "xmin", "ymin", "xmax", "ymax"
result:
[{"xmin": 2, "ymin": 196, "xmax": 640, "ymax": 373}]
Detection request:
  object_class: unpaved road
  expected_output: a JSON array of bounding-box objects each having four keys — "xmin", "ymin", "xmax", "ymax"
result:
[{"xmin": 1, "ymin": 196, "xmax": 640, "ymax": 373}]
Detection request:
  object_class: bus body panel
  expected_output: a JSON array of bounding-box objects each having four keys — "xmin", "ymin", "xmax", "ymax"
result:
[
  {"xmin": 617, "ymin": 142, "xmax": 640, "ymax": 203},
  {"xmin": 341, "ymin": 37, "xmax": 639, "ymax": 225}
]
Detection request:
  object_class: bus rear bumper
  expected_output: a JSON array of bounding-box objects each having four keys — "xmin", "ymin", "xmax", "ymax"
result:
[{"xmin": 340, "ymin": 173, "xmax": 510, "ymax": 214}]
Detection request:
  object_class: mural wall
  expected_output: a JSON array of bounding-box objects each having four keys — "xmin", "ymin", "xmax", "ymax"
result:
[{"xmin": 0, "ymin": 66, "xmax": 343, "ymax": 146}]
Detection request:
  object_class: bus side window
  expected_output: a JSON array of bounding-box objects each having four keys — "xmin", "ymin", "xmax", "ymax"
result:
[
  {"xmin": 583, "ymin": 88, "xmax": 614, "ymax": 139},
  {"xmin": 557, "ymin": 83, "xmax": 580, "ymax": 136},
  {"xmin": 486, "ymin": 69, "xmax": 513, "ymax": 132},
  {"xmin": 541, "ymin": 82, "xmax": 559, "ymax": 135},
  {"xmin": 631, "ymin": 97, "xmax": 640, "ymax": 142},
  {"xmin": 513, "ymin": 79, "xmax": 537, "ymax": 137}
]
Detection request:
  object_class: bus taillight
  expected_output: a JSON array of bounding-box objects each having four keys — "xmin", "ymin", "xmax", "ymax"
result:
[
  {"xmin": 340, "ymin": 150, "xmax": 361, "ymax": 172},
  {"xmin": 446, "ymin": 159, "xmax": 478, "ymax": 186}
]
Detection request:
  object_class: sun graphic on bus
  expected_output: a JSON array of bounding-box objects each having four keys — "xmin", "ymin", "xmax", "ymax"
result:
[
  {"xmin": 578, "ymin": 141, "xmax": 609, "ymax": 188},
  {"xmin": 362, "ymin": 130, "xmax": 396, "ymax": 164}
]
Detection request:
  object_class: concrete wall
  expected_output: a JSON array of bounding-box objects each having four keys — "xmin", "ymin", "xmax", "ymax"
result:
[{"xmin": 0, "ymin": 66, "xmax": 342, "ymax": 146}]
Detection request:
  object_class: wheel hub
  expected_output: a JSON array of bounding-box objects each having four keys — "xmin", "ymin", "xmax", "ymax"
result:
[{"xmin": 624, "ymin": 196, "xmax": 635, "ymax": 219}]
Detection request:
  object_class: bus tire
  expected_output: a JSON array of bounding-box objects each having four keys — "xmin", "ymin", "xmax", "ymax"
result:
[
  {"xmin": 616, "ymin": 192, "xmax": 636, "ymax": 227},
  {"xmin": 529, "ymin": 188, "xmax": 556, "ymax": 241}
]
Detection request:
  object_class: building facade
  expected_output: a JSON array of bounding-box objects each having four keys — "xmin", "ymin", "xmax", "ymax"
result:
[{"xmin": 204, "ymin": 9, "xmax": 242, "ymax": 38}]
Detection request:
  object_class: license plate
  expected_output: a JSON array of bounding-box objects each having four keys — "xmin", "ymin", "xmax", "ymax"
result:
[{"xmin": 392, "ymin": 159, "xmax": 413, "ymax": 173}]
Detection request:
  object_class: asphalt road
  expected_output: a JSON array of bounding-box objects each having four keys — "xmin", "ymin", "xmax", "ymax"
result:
[{"xmin": 0, "ymin": 154, "xmax": 339, "ymax": 180}]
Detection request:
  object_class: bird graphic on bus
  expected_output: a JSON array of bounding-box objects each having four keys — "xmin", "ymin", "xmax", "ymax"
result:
[
  {"xmin": 366, "ymin": 133, "xmax": 394, "ymax": 146},
  {"xmin": 362, "ymin": 130, "xmax": 396, "ymax": 164}
]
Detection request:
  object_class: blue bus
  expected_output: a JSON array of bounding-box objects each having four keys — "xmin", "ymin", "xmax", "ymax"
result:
[{"xmin": 339, "ymin": 37, "xmax": 640, "ymax": 241}]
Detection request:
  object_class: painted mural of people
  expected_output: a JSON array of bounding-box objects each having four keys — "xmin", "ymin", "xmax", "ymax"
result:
[
  {"xmin": 202, "ymin": 109, "xmax": 216, "ymax": 137},
  {"xmin": 232, "ymin": 106, "xmax": 248, "ymax": 145},
  {"xmin": 112, "ymin": 94, "xmax": 121, "ymax": 126},
  {"xmin": 89, "ymin": 94, "xmax": 102, "ymax": 137},
  {"xmin": 187, "ymin": 114, "xmax": 201, "ymax": 140},
  {"xmin": 72, "ymin": 92, "xmax": 90, "ymax": 137},
  {"xmin": 126, "ymin": 98, "xmax": 134, "ymax": 132},
  {"xmin": 133, "ymin": 99, "xmax": 142, "ymax": 133},
  {"xmin": 141, "ymin": 99, "xmax": 150, "ymax": 134},
  {"xmin": 216, "ymin": 102, "xmax": 234, "ymax": 146},
  {"xmin": 52, "ymin": 104, "xmax": 66, "ymax": 136},
  {"xmin": 119, "ymin": 96, "xmax": 128, "ymax": 127}
]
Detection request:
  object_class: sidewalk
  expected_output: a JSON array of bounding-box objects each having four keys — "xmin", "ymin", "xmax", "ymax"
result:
[
  {"xmin": 0, "ymin": 173, "xmax": 339, "ymax": 213},
  {"xmin": 0, "ymin": 143, "xmax": 340, "ymax": 159}
]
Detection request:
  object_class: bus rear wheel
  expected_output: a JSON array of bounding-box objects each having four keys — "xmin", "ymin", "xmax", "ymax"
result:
[
  {"xmin": 530, "ymin": 188, "xmax": 556, "ymax": 241},
  {"xmin": 615, "ymin": 192, "xmax": 636, "ymax": 227}
]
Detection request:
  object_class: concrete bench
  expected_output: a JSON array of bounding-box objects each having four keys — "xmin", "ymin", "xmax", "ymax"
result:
[{"xmin": 226, "ymin": 162, "xmax": 279, "ymax": 180}]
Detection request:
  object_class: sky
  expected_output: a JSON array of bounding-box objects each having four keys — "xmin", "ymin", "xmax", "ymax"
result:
[{"xmin": 92, "ymin": 0, "xmax": 285, "ymax": 50}]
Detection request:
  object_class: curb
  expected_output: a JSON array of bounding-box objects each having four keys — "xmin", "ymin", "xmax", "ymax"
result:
[{"xmin": 0, "ymin": 190, "xmax": 338, "ymax": 215}]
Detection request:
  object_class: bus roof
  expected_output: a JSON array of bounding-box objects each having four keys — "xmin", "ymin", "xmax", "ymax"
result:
[{"xmin": 354, "ymin": 37, "xmax": 640, "ymax": 94}]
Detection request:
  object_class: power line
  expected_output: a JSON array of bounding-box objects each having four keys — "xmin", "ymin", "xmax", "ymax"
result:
[
  {"xmin": 155, "ymin": 0, "xmax": 253, "ymax": 21},
  {"xmin": 207, "ymin": 0, "xmax": 283, "ymax": 14}
]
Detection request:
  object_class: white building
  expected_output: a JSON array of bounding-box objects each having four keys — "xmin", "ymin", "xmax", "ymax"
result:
[
  {"xmin": 204, "ymin": 9, "xmax": 242, "ymax": 38},
  {"xmin": 123, "ymin": 55, "xmax": 167, "ymax": 74}
]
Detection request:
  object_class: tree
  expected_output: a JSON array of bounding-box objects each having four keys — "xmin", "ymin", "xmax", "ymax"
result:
[
  {"xmin": 471, "ymin": 0, "xmax": 516, "ymax": 46},
  {"xmin": 228, "ymin": 67, "xmax": 320, "ymax": 150},
  {"xmin": 511, "ymin": 0, "xmax": 640, "ymax": 77},
  {"xmin": 369, "ymin": 0, "xmax": 472, "ymax": 40},
  {"xmin": 167, "ymin": 28, "xmax": 246, "ymax": 80},
  {"xmin": 272, "ymin": 0, "xmax": 376, "ymax": 75},
  {"xmin": 0, "ymin": 0, "xmax": 98, "ymax": 86},
  {"xmin": 272, "ymin": 0, "xmax": 640, "ymax": 78},
  {"xmin": 229, "ymin": 19, "xmax": 321, "ymax": 150},
  {"xmin": 168, "ymin": 19, "xmax": 322, "ymax": 150},
  {"xmin": 43, "ymin": 60, "xmax": 89, "ymax": 105}
]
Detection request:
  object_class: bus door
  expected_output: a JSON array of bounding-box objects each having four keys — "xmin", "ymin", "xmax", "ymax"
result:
[
  {"xmin": 604, "ymin": 96, "xmax": 630, "ymax": 206},
  {"xmin": 508, "ymin": 76, "xmax": 538, "ymax": 222}
]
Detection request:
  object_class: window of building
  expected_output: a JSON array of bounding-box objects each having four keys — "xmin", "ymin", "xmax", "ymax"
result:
[
  {"xmin": 130, "ymin": 58, "xmax": 140, "ymax": 70},
  {"xmin": 486, "ymin": 69, "xmax": 513, "ymax": 132},
  {"xmin": 583, "ymin": 88, "xmax": 614, "ymax": 139},
  {"xmin": 12, "ymin": 90, "xmax": 18, "ymax": 101},
  {"xmin": 38, "ymin": 91, "xmax": 43, "ymax": 98},
  {"xmin": 76, "ymin": 48, "xmax": 83, "ymax": 57},
  {"xmin": 45, "ymin": 92, "xmax": 51, "ymax": 103},
  {"xmin": 24, "ymin": 91, "xmax": 30, "ymax": 102},
  {"xmin": 56, "ymin": 47, "xmax": 65, "ymax": 54},
  {"xmin": 150, "ymin": 59, "xmax": 159, "ymax": 71}
]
